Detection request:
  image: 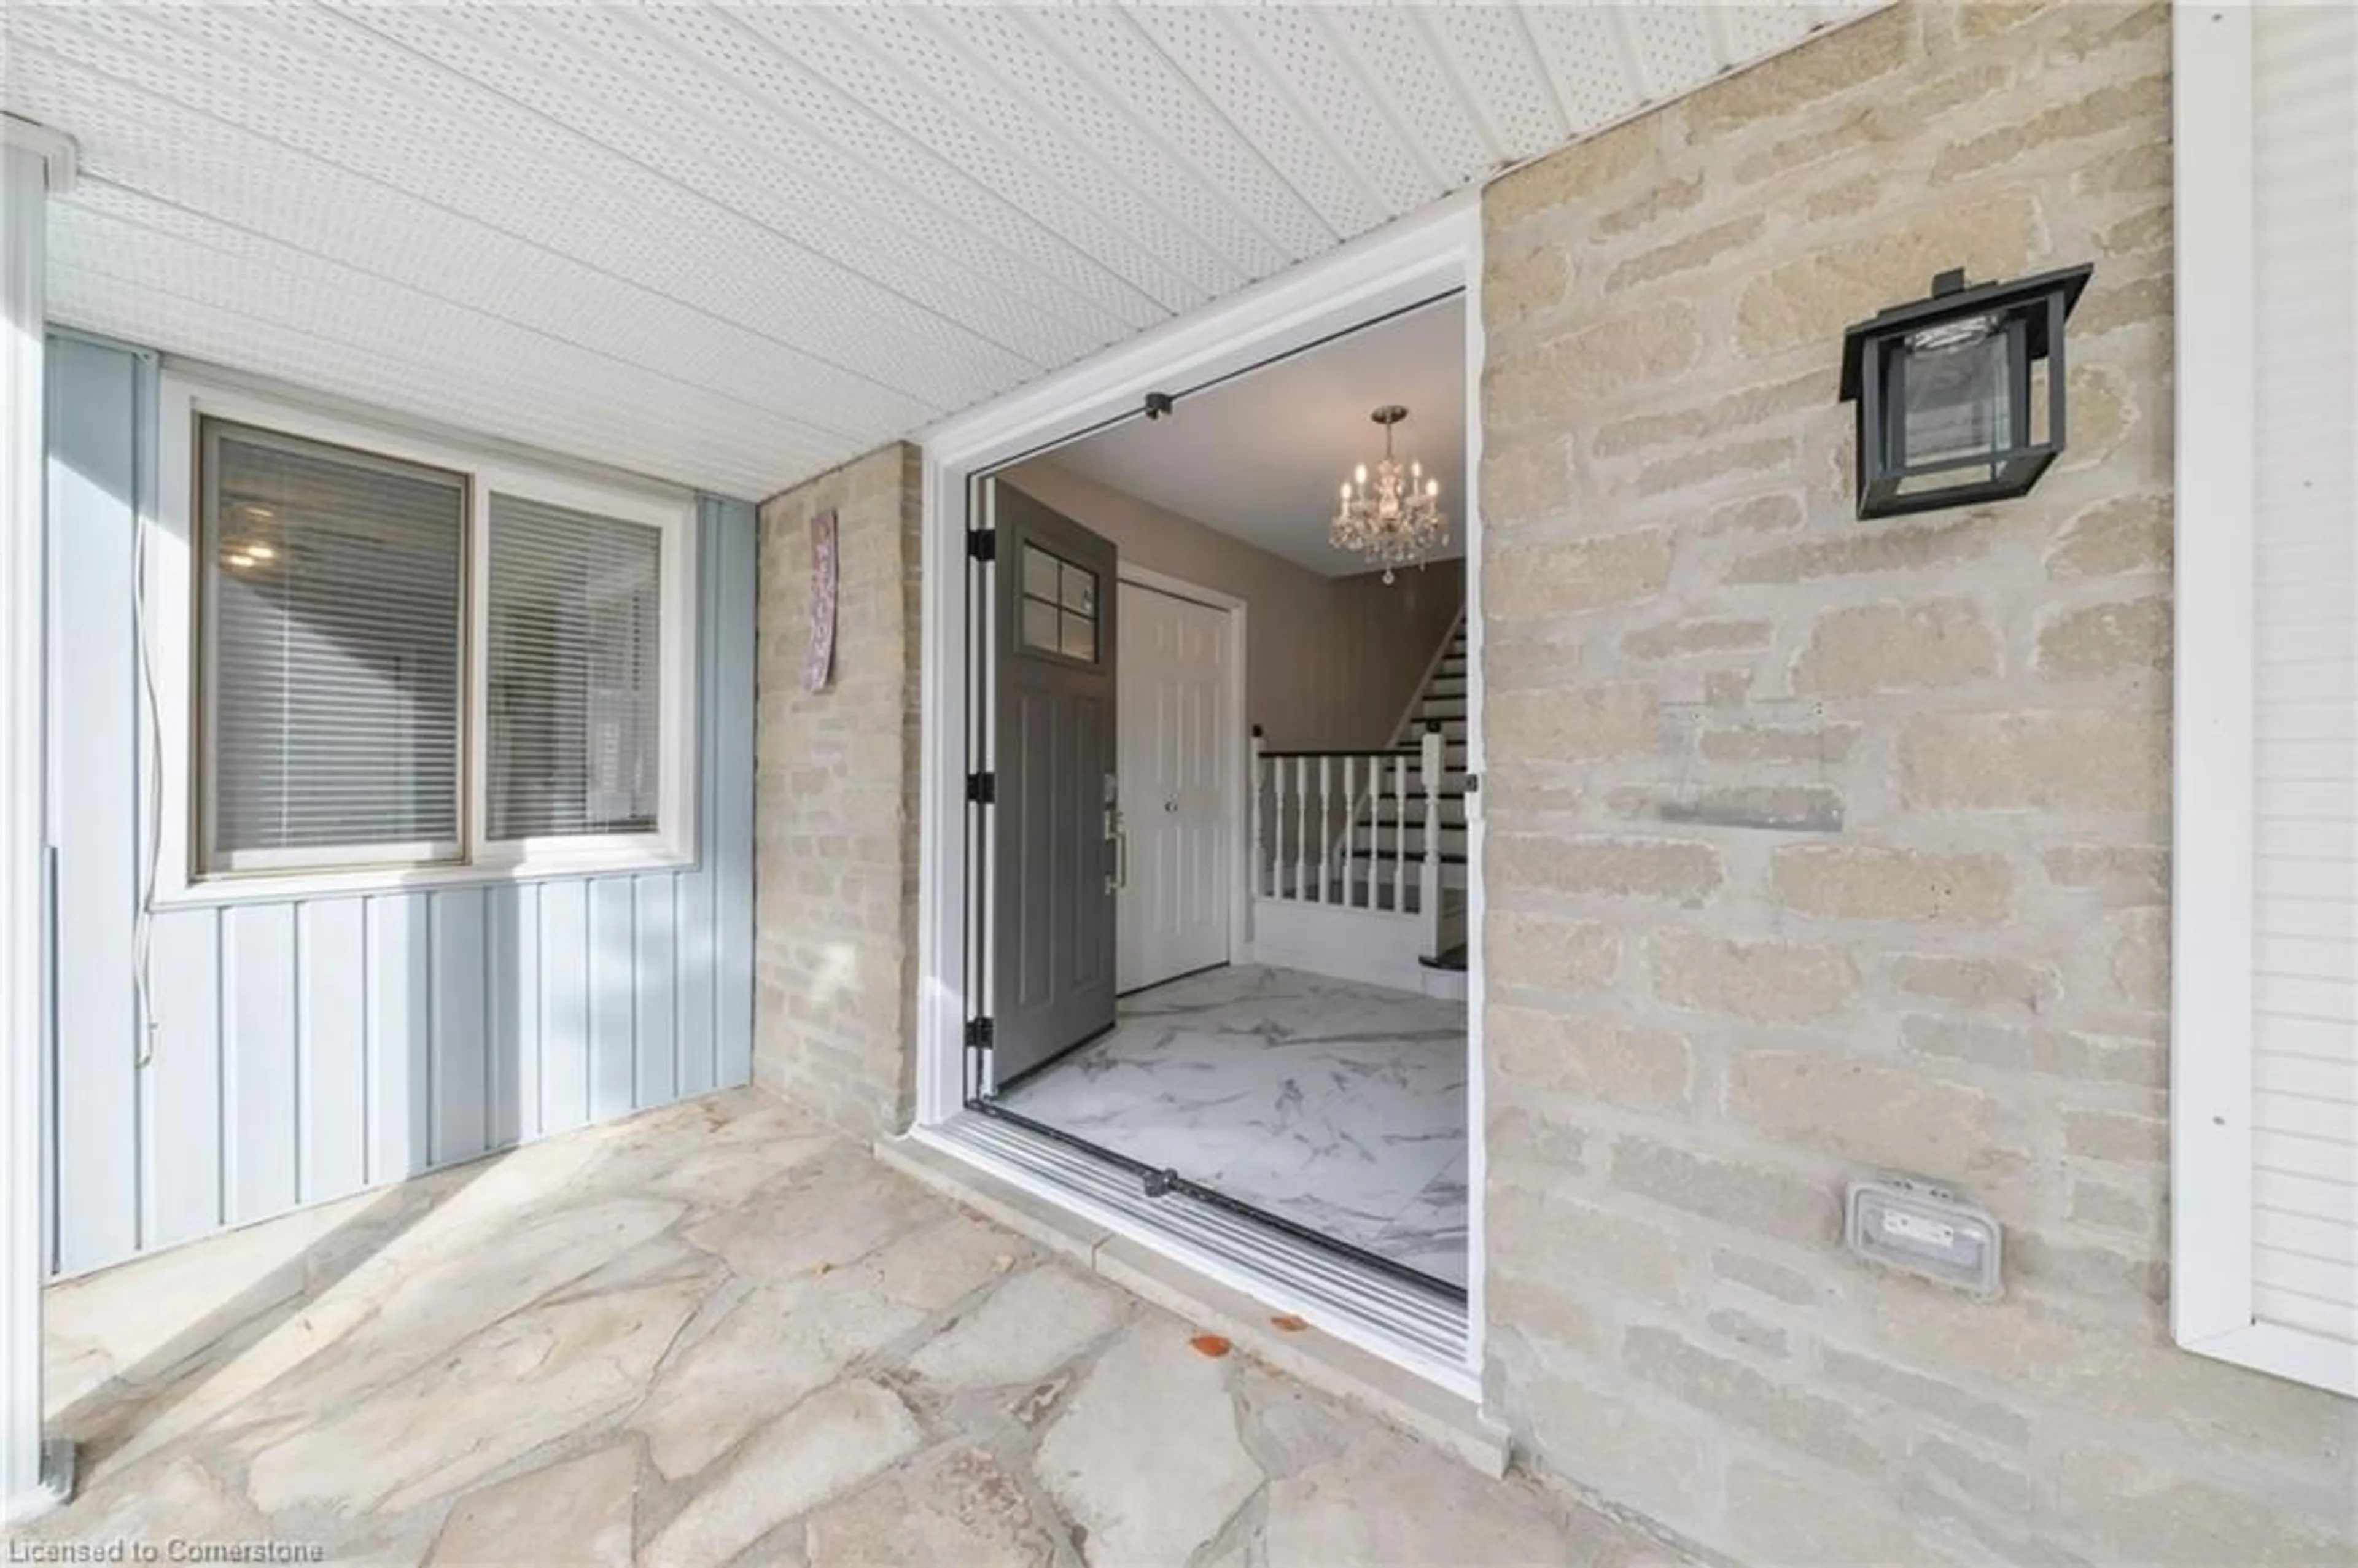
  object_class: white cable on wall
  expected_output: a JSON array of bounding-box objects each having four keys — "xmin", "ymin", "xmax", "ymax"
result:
[{"xmin": 130, "ymin": 418, "xmax": 161, "ymax": 1072}]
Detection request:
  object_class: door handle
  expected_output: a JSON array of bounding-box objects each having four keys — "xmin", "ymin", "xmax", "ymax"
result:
[{"xmin": 1107, "ymin": 828, "xmax": 1129, "ymax": 893}]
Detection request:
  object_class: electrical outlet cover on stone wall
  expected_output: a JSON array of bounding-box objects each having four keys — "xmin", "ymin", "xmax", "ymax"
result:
[{"xmin": 1845, "ymin": 1177, "xmax": 2002, "ymax": 1297}]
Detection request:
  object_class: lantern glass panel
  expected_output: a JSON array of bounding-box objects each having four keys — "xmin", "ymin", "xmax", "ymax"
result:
[{"xmin": 1895, "ymin": 314, "xmax": 2012, "ymax": 470}]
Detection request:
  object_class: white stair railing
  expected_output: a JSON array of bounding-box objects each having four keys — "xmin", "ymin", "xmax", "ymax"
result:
[
  {"xmin": 1248, "ymin": 608, "xmax": 1465, "ymax": 969},
  {"xmin": 1251, "ymin": 733, "xmax": 1442, "ymax": 922}
]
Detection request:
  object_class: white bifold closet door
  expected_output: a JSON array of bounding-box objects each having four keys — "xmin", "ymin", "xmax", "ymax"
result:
[{"xmin": 1116, "ymin": 581, "xmax": 1232, "ymax": 994}]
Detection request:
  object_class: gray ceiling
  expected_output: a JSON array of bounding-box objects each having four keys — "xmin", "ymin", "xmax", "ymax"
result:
[{"xmin": 1049, "ymin": 294, "xmax": 1467, "ymax": 577}]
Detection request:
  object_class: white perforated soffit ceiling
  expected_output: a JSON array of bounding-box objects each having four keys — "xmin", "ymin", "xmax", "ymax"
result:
[{"xmin": 6, "ymin": 2, "xmax": 1884, "ymax": 502}]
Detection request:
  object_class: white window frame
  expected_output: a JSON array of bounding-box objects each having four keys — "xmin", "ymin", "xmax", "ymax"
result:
[
  {"xmin": 151, "ymin": 371, "xmax": 698, "ymax": 904},
  {"xmin": 2170, "ymin": 3, "xmax": 2357, "ymax": 1399}
]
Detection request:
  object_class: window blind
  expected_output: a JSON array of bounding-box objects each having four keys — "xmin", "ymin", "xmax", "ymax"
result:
[
  {"xmin": 202, "ymin": 421, "xmax": 465, "ymax": 864},
  {"xmin": 2247, "ymin": 1, "xmax": 2358, "ymax": 1345},
  {"xmin": 486, "ymin": 493, "xmax": 663, "ymax": 840}
]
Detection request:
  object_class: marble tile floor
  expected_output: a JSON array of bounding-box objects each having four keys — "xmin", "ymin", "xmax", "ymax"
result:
[
  {"xmin": 995, "ymin": 966, "xmax": 1469, "ymax": 1288},
  {"xmin": 14, "ymin": 1089, "xmax": 1678, "ymax": 1568}
]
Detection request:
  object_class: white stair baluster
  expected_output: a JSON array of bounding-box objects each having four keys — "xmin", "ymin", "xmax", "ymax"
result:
[
  {"xmin": 1274, "ymin": 755, "xmax": 1288, "ymax": 899},
  {"xmin": 1315, "ymin": 756, "xmax": 1333, "ymax": 904},
  {"xmin": 1421, "ymin": 728, "xmax": 1446, "ymax": 953},
  {"xmin": 1392, "ymin": 755, "xmax": 1410, "ymax": 911},
  {"xmin": 1272, "ymin": 753, "xmax": 1288, "ymax": 899},
  {"xmin": 1293, "ymin": 756, "xmax": 1309, "ymax": 902},
  {"xmin": 1284, "ymin": 755, "xmax": 1299, "ymax": 901},
  {"xmin": 1268, "ymin": 744, "xmax": 1282, "ymax": 900},
  {"xmin": 1341, "ymin": 755, "xmax": 1359, "ymax": 908},
  {"xmin": 1250, "ymin": 729, "xmax": 1267, "ymax": 898}
]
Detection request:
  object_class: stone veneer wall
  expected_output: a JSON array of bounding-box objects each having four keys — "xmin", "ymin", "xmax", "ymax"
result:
[
  {"xmin": 1479, "ymin": 4, "xmax": 2355, "ymax": 1564},
  {"xmin": 753, "ymin": 444, "xmax": 923, "ymax": 1138}
]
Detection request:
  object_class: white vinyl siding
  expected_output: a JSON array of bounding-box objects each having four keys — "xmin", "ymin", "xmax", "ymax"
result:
[
  {"xmin": 2249, "ymin": 0, "xmax": 2357, "ymax": 1354},
  {"xmin": 201, "ymin": 422, "xmax": 465, "ymax": 871},
  {"xmin": 486, "ymin": 494, "xmax": 662, "ymax": 840},
  {"xmin": 2174, "ymin": 2, "xmax": 2358, "ymax": 1395}
]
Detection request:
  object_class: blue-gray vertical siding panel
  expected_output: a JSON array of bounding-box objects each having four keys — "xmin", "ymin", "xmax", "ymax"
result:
[
  {"xmin": 224, "ymin": 904, "xmax": 299, "ymax": 1225},
  {"xmin": 486, "ymin": 882, "xmax": 540, "ymax": 1149},
  {"xmin": 588, "ymin": 877, "xmax": 637, "ymax": 1123},
  {"xmin": 298, "ymin": 899, "xmax": 369, "ymax": 1205},
  {"xmin": 144, "ymin": 907, "xmax": 222, "ymax": 1251},
  {"xmin": 675, "ymin": 503, "xmax": 725, "ymax": 1100},
  {"xmin": 537, "ymin": 879, "xmax": 591, "ymax": 1137},
  {"xmin": 46, "ymin": 336, "xmax": 144, "ymax": 1273},
  {"xmin": 365, "ymin": 895, "xmax": 432, "ymax": 1183},
  {"xmin": 44, "ymin": 335, "xmax": 760, "ymax": 1279},
  {"xmin": 430, "ymin": 889, "xmax": 490, "ymax": 1166},
  {"xmin": 634, "ymin": 877, "xmax": 677, "ymax": 1108},
  {"xmin": 712, "ymin": 498, "xmax": 758, "ymax": 1090}
]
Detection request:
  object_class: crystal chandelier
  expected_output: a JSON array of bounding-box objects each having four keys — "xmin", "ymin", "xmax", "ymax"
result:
[{"xmin": 1330, "ymin": 405, "xmax": 1446, "ymax": 583}]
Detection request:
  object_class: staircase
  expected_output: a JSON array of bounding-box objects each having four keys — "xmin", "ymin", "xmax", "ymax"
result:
[
  {"xmin": 1356, "ymin": 612, "xmax": 1471, "ymax": 990},
  {"xmin": 1248, "ymin": 610, "xmax": 1471, "ymax": 999},
  {"xmin": 1353, "ymin": 614, "xmax": 1470, "ymax": 896}
]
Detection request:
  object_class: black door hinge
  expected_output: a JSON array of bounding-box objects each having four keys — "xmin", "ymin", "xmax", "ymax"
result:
[
  {"xmin": 965, "ymin": 1017, "xmax": 994, "ymax": 1051},
  {"xmin": 966, "ymin": 770, "xmax": 995, "ymax": 805},
  {"xmin": 967, "ymin": 529, "xmax": 997, "ymax": 562},
  {"xmin": 1143, "ymin": 1168, "xmax": 1181, "ymax": 1198}
]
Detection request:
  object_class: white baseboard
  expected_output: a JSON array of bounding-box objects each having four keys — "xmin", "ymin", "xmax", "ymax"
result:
[{"xmin": 1420, "ymin": 966, "xmax": 1468, "ymax": 1002}]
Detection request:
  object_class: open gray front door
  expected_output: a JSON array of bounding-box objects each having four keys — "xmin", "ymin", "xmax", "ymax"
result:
[{"xmin": 988, "ymin": 482, "xmax": 1119, "ymax": 1086}]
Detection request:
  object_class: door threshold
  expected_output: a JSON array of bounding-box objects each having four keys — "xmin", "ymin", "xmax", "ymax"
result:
[
  {"xmin": 1116, "ymin": 958, "xmax": 1231, "ymax": 1001},
  {"xmin": 886, "ymin": 1114, "xmax": 1500, "ymax": 1473},
  {"xmin": 972, "ymin": 1098, "xmax": 1465, "ymax": 1303}
]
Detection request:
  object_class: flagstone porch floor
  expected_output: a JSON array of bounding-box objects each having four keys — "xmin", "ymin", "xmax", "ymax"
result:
[{"xmin": 18, "ymin": 1089, "xmax": 1677, "ymax": 1567}]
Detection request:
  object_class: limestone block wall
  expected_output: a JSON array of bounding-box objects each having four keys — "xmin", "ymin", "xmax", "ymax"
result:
[
  {"xmin": 753, "ymin": 444, "xmax": 923, "ymax": 1139},
  {"xmin": 1478, "ymin": 3, "xmax": 2356, "ymax": 1562}
]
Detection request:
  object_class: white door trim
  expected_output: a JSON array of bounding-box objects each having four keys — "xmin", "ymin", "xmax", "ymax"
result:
[
  {"xmin": 914, "ymin": 193, "xmax": 1485, "ymax": 1385},
  {"xmin": 1116, "ymin": 562, "xmax": 1251, "ymax": 975},
  {"xmin": 4, "ymin": 117, "xmax": 78, "ymax": 1526}
]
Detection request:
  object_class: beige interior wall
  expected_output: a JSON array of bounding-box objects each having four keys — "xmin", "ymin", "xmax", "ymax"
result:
[
  {"xmin": 1476, "ymin": 4, "xmax": 2356, "ymax": 1564},
  {"xmin": 1003, "ymin": 459, "xmax": 1462, "ymax": 749}
]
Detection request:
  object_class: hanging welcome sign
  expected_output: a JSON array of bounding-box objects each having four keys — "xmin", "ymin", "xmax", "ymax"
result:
[{"xmin": 803, "ymin": 507, "xmax": 838, "ymax": 694}]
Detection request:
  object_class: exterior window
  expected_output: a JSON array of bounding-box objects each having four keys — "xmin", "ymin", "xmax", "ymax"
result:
[
  {"xmin": 1021, "ymin": 541, "xmax": 1099, "ymax": 661},
  {"xmin": 200, "ymin": 422, "xmax": 466, "ymax": 872},
  {"xmin": 180, "ymin": 394, "xmax": 695, "ymax": 890},
  {"xmin": 487, "ymin": 494, "xmax": 662, "ymax": 840}
]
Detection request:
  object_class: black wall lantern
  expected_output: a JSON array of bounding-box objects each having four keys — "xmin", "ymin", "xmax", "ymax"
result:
[{"xmin": 1839, "ymin": 262, "xmax": 2093, "ymax": 519}]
